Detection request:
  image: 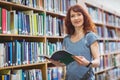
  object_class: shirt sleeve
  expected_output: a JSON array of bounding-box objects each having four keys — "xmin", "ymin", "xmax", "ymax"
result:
[
  {"xmin": 62, "ymin": 35, "xmax": 69, "ymax": 48},
  {"xmin": 62, "ymin": 38, "xmax": 66, "ymax": 47},
  {"xmin": 86, "ymin": 32, "xmax": 98, "ymax": 46}
]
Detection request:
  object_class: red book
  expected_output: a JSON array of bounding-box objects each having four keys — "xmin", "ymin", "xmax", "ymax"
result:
[{"xmin": 2, "ymin": 8, "xmax": 7, "ymax": 34}]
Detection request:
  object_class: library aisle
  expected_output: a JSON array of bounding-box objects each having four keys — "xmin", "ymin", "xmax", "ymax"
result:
[{"xmin": 0, "ymin": 0, "xmax": 120, "ymax": 80}]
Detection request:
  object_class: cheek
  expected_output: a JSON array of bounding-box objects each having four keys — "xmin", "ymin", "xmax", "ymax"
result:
[
  {"xmin": 70, "ymin": 18, "xmax": 74, "ymax": 24},
  {"xmin": 81, "ymin": 19, "xmax": 84, "ymax": 24},
  {"xmin": 70, "ymin": 18, "xmax": 73, "ymax": 22},
  {"xmin": 80, "ymin": 17, "xmax": 84, "ymax": 24}
]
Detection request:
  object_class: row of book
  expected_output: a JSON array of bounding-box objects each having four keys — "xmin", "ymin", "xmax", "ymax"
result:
[
  {"xmin": 46, "ymin": 15, "xmax": 64, "ymax": 36},
  {"xmin": 0, "ymin": 7, "xmax": 65, "ymax": 36},
  {"xmin": 0, "ymin": 8, "xmax": 45, "ymax": 35},
  {"xmin": 94, "ymin": 54, "xmax": 120, "ymax": 72},
  {"xmin": 3, "ymin": 0, "xmax": 43, "ymax": 9},
  {"xmin": 87, "ymin": 6, "xmax": 103, "ymax": 24},
  {"xmin": 98, "ymin": 41, "xmax": 120, "ymax": 55},
  {"xmin": 45, "ymin": 0, "xmax": 77, "ymax": 14},
  {"xmin": 96, "ymin": 67, "xmax": 120, "ymax": 80},
  {"xmin": 0, "ymin": 67, "xmax": 64, "ymax": 80},
  {"xmin": 47, "ymin": 67, "xmax": 63, "ymax": 80},
  {"xmin": 0, "ymin": 69, "xmax": 43, "ymax": 80},
  {"xmin": 0, "ymin": 40, "xmax": 44, "ymax": 67},
  {"xmin": 1, "ymin": 0, "xmax": 77, "ymax": 14},
  {"xmin": 97, "ymin": 26, "xmax": 117, "ymax": 38},
  {"xmin": 107, "ymin": 67, "xmax": 120, "ymax": 80},
  {"xmin": 46, "ymin": 40, "xmax": 63, "ymax": 56},
  {"xmin": 87, "ymin": 6, "xmax": 120, "ymax": 27}
]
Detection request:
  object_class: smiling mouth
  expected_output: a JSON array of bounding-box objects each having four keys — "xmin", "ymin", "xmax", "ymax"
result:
[{"xmin": 74, "ymin": 21, "xmax": 80, "ymax": 24}]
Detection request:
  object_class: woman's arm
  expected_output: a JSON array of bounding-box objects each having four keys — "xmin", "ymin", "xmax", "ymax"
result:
[
  {"xmin": 89, "ymin": 41, "xmax": 100, "ymax": 67},
  {"xmin": 72, "ymin": 41, "xmax": 100, "ymax": 67}
]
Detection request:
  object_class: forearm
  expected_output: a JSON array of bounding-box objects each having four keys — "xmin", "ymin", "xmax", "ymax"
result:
[
  {"xmin": 90, "ymin": 41, "xmax": 100, "ymax": 67},
  {"xmin": 90, "ymin": 58, "xmax": 100, "ymax": 67}
]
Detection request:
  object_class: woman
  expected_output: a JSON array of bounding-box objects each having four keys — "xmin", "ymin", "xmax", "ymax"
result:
[{"xmin": 63, "ymin": 4, "xmax": 100, "ymax": 80}]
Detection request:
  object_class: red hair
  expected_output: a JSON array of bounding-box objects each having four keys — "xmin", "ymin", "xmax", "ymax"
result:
[{"xmin": 65, "ymin": 4, "xmax": 96, "ymax": 35}]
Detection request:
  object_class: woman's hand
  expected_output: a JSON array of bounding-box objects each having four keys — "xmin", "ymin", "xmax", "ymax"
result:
[{"xmin": 72, "ymin": 56, "xmax": 90, "ymax": 66}]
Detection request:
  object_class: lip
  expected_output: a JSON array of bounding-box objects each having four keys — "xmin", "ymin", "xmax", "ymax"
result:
[{"xmin": 74, "ymin": 21, "xmax": 80, "ymax": 23}]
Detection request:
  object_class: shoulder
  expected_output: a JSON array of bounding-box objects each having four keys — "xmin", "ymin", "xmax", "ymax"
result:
[
  {"xmin": 86, "ymin": 32, "xmax": 98, "ymax": 39},
  {"xmin": 86, "ymin": 31, "xmax": 97, "ymax": 36},
  {"xmin": 63, "ymin": 35, "xmax": 70, "ymax": 40},
  {"xmin": 63, "ymin": 35, "xmax": 70, "ymax": 47},
  {"xmin": 85, "ymin": 32, "xmax": 99, "ymax": 46},
  {"xmin": 63, "ymin": 35, "xmax": 70, "ymax": 44}
]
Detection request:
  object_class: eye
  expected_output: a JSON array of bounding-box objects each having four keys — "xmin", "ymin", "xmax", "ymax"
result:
[
  {"xmin": 70, "ymin": 14, "xmax": 75, "ymax": 18},
  {"xmin": 77, "ymin": 13, "xmax": 82, "ymax": 16}
]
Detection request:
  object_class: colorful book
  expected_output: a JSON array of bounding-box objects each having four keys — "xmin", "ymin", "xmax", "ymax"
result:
[
  {"xmin": 0, "ymin": 8, "xmax": 2, "ymax": 33},
  {"xmin": 2, "ymin": 8, "xmax": 7, "ymax": 34},
  {"xmin": 41, "ymin": 50, "xmax": 74, "ymax": 65}
]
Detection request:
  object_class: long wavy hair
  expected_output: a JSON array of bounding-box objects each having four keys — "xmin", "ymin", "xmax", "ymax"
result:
[{"xmin": 65, "ymin": 4, "xmax": 96, "ymax": 35}]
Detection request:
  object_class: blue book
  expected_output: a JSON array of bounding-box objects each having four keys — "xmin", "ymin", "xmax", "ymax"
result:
[
  {"xmin": 8, "ymin": 42, "xmax": 12, "ymax": 66},
  {"xmin": 52, "ymin": 68, "xmax": 58, "ymax": 80},
  {"xmin": 48, "ymin": 68, "xmax": 52, "ymax": 80},
  {"xmin": 18, "ymin": 11, "xmax": 22, "ymax": 34}
]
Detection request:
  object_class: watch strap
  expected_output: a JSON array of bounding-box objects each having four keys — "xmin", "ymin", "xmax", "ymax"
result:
[{"xmin": 86, "ymin": 61, "xmax": 92, "ymax": 67}]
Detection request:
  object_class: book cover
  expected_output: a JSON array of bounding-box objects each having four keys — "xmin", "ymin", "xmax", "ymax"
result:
[
  {"xmin": 42, "ymin": 50, "xmax": 74, "ymax": 65},
  {"xmin": 0, "ymin": 8, "xmax": 2, "ymax": 34},
  {"xmin": 2, "ymin": 8, "xmax": 7, "ymax": 34}
]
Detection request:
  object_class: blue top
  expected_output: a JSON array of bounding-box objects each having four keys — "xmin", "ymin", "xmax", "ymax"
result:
[{"xmin": 63, "ymin": 32, "xmax": 98, "ymax": 80}]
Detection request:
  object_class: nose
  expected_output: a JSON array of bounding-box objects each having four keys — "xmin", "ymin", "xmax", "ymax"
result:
[{"xmin": 74, "ymin": 16, "xmax": 78, "ymax": 19}]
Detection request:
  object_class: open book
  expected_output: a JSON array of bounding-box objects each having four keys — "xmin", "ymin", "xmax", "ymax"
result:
[{"xmin": 41, "ymin": 50, "xmax": 74, "ymax": 65}]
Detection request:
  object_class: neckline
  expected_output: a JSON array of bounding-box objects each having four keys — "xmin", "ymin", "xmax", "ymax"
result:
[{"xmin": 69, "ymin": 35, "xmax": 85, "ymax": 44}]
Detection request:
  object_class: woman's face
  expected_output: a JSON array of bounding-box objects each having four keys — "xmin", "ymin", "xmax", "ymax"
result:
[{"xmin": 70, "ymin": 10, "xmax": 84, "ymax": 28}]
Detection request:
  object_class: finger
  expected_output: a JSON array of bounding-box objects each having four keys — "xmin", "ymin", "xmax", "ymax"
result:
[{"xmin": 73, "ymin": 56, "xmax": 83, "ymax": 61}]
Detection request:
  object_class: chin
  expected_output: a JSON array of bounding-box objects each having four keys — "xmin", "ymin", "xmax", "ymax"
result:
[{"xmin": 75, "ymin": 25, "xmax": 82, "ymax": 27}]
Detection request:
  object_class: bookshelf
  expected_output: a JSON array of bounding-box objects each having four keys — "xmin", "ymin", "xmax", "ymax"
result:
[
  {"xmin": 0, "ymin": 0, "xmax": 120, "ymax": 80},
  {"xmin": 83, "ymin": 0, "xmax": 120, "ymax": 80},
  {"xmin": 0, "ymin": 0, "xmax": 78, "ymax": 80}
]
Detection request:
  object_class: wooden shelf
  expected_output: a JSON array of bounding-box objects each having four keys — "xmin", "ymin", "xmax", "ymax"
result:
[
  {"xmin": 0, "ymin": 0, "xmax": 120, "ymax": 80},
  {"xmin": 46, "ymin": 11, "xmax": 66, "ymax": 18},
  {"xmin": 0, "ymin": 62, "xmax": 48, "ymax": 70},
  {"xmin": 0, "ymin": 34, "xmax": 45, "ymax": 42},
  {"xmin": 0, "ymin": 1, "xmax": 67, "ymax": 80},
  {"xmin": 100, "ymin": 51, "xmax": 120, "ymax": 56},
  {"xmin": 0, "ymin": 1, "xmax": 44, "ymax": 12}
]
